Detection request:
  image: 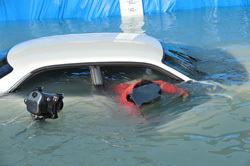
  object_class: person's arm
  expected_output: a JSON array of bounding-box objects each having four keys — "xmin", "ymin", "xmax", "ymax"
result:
[
  {"xmin": 153, "ymin": 80, "xmax": 188, "ymax": 97},
  {"xmin": 113, "ymin": 83, "xmax": 141, "ymax": 115},
  {"xmin": 113, "ymin": 84, "xmax": 130, "ymax": 94}
]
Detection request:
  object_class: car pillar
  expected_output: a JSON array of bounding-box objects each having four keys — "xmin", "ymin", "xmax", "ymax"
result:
[{"xmin": 89, "ymin": 66, "xmax": 103, "ymax": 86}]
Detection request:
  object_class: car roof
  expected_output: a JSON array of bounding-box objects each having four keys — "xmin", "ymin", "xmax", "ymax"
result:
[
  {"xmin": 0, "ymin": 33, "xmax": 192, "ymax": 93},
  {"xmin": 7, "ymin": 33, "xmax": 163, "ymax": 66}
]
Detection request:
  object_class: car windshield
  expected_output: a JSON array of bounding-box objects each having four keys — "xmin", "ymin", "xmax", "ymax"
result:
[
  {"xmin": 160, "ymin": 41, "xmax": 206, "ymax": 79},
  {"xmin": 0, "ymin": 49, "xmax": 13, "ymax": 79}
]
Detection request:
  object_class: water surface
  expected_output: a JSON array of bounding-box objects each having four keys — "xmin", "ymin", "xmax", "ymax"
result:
[{"xmin": 0, "ymin": 7, "xmax": 250, "ymax": 166}]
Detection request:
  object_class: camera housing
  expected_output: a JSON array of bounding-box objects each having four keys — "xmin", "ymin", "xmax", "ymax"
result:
[{"xmin": 24, "ymin": 87, "xmax": 64, "ymax": 120}]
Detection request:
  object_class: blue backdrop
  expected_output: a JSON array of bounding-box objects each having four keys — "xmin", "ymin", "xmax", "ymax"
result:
[{"xmin": 0, "ymin": 0, "xmax": 249, "ymax": 21}]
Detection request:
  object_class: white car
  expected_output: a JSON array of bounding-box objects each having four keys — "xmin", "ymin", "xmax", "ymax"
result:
[{"xmin": 0, "ymin": 33, "xmax": 203, "ymax": 93}]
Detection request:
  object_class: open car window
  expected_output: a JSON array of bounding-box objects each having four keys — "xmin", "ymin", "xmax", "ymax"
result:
[
  {"xmin": 19, "ymin": 67, "xmax": 92, "ymax": 95},
  {"xmin": 101, "ymin": 66, "xmax": 181, "ymax": 85},
  {"xmin": 18, "ymin": 65, "xmax": 182, "ymax": 93},
  {"xmin": 0, "ymin": 49, "xmax": 13, "ymax": 79}
]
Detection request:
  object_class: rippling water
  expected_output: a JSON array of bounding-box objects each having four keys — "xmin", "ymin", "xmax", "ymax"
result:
[{"xmin": 0, "ymin": 7, "xmax": 250, "ymax": 166}]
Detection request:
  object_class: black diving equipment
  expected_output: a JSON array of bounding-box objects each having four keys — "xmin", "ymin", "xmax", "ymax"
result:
[{"xmin": 24, "ymin": 87, "xmax": 64, "ymax": 120}]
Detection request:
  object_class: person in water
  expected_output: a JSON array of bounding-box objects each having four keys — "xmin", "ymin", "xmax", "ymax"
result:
[{"xmin": 113, "ymin": 80, "xmax": 189, "ymax": 115}]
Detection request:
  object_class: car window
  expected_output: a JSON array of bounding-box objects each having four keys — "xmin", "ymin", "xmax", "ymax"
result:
[
  {"xmin": 0, "ymin": 49, "xmax": 13, "ymax": 79},
  {"xmin": 18, "ymin": 65, "xmax": 180, "ymax": 93},
  {"xmin": 19, "ymin": 67, "xmax": 92, "ymax": 95},
  {"xmin": 101, "ymin": 66, "xmax": 179, "ymax": 85}
]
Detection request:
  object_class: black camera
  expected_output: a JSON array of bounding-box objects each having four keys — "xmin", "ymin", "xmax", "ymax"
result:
[{"xmin": 24, "ymin": 87, "xmax": 64, "ymax": 120}]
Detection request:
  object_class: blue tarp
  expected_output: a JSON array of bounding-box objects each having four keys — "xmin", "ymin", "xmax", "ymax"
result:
[
  {"xmin": 143, "ymin": 0, "xmax": 250, "ymax": 13},
  {"xmin": 0, "ymin": 0, "xmax": 120, "ymax": 21},
  {"xmin": 0, "ymin": 0, "xmax": 249, "ymax": 21}
]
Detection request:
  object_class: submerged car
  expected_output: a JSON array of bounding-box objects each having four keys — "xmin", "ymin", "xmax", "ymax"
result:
[{"xmin": 0, "ymin": 33, "xmax": 204, "ymax": 93}]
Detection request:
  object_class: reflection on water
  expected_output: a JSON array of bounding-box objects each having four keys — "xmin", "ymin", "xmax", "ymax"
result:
[{"xmin": 0, "ymin": 6, "xmax": 250, "ymax": 166}]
